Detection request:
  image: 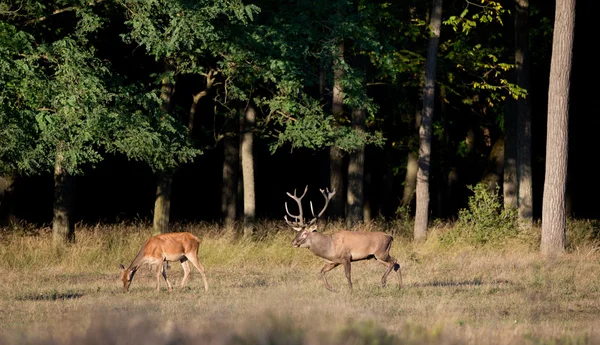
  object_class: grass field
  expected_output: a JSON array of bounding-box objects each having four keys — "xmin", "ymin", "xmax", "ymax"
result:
[{"xmin": 1, "ymin": 221, "xmax": 599, "ymax": 345}]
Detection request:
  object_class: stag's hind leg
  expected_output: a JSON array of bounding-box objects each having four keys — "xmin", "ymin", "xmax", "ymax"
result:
[{"xmin": 375, "ymin": 254, "xmax": 403, "ymax": 288}]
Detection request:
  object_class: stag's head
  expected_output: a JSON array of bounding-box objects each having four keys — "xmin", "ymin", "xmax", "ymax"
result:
[
  {"xmin": 119, "ymin": 264, "xmax": 136, "ymax": 293},
  {"xmin": 284, "ymin": 185, "xmax": 336, "ymax": 248}
]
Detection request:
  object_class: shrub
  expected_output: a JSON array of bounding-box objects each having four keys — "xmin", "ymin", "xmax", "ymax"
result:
[{"xmin": 441, "ymin": 183, "xmax": 518, "ymax": 246}]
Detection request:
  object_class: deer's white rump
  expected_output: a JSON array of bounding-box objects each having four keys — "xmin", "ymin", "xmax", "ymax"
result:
[{"xmin": 119, "ymin": 232, "xmax": 208, "ymax": 293}]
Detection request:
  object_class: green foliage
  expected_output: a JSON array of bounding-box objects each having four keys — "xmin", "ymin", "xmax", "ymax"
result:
[
  {"xmin": 441, "ymin": 0, "xmax": 525, "ymax": 123},
  {"xmin": 441, "ymin": 183, "xmax": 518, "ymax": 245},
  {"xmin": 0, "ymin": 1, "xmax": 202, "ymax": 176},
  {"xmin": 104, "ymin": 84, "xmax": 202, "ymax": 172}
]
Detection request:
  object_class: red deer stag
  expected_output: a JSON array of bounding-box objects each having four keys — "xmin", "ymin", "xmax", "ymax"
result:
[
  {"xmin": 119, "ymin": 232, "xmax": 208, "ymax": 293},
  {"xmin": 284, "ymin": 186, "xmax": 402, "ymax": 291}
]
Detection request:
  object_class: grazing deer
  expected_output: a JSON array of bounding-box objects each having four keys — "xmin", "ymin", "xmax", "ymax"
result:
[
  {"xmin": 119, "ymin": 232, "xmax": 208, "ymax": 293},
  {"xmin": 285, "ymin": 186, "xmax": 402, "ymax": 292}
]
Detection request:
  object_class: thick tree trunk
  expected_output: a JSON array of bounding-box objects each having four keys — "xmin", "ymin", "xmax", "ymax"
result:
[
  {"xmin": 482, "ymin": 136, "xmax": 505, "ymax": 190},
  {"xmin": 401, "ymin": 106, "xmax": 421, "ymax": 212},
  {"xmin": 153, "ymin": 74, "xmax": 175, "ymax": 234},
  {"xmin": 329, "ymin": 42, "xmax": 345, "ymax": 219},
  {"xmin": 241, "ymin": 105, "xmax": 256, "ymax": 238},
  {"xmin": 515, "ymin": 0, "xmax": 533, "ymax": 226},
  {"xmin": 401, "ymin": 152, "xmax": 418, "ymax": 208},
  {"xmin": 0, "ymin": 174, "xmax": 16, "ymax": 225},
  {"xmin": 347, "ymin": 107, "xmax": 366, "ymax": 228},
  {"xmin": 414, "ymin": 0, "xmax": 442, "ymax": 242},
  {"xmin": 541, "ymin": 0, "xmax": 575, "ymax": 256},
  {"xmin": 504, "ymin": 100, "xmax": 518, "ymax": 210},
  {"xmin": 221, "ymin": 134, "xmax": 239, "ymax": 229},
  {"xmin": 52, "ymin": 149, "xmax": 75, "ymax": 246},
  {"xmin": 153, "ymin": 171, "xmax": 173, "ymax": 234}
]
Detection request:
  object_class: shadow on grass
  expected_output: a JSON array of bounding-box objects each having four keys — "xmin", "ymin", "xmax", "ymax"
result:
[
  {"xmin": 16, "ymin": 290, "xmax": 83, "ymax": 301},
  {"xmin": 416, "ymin": 279, "xmax": 511, "ymax": 287}
]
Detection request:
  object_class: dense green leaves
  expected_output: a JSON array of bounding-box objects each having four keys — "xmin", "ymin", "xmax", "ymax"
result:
[{"xmin": 0, "ymin": 1, "xmax": 201, "ymax": 176}]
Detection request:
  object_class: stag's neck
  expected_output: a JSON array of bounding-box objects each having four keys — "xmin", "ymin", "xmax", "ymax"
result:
[{"xmin": 307, "ymin": 232, "xmax": 336, "ymax": 260}]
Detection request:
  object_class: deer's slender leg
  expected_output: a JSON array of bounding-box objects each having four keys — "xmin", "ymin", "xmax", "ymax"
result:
[
  {"xmin": 376, "ymin": 255, "xmax": 403, "ymax": 288},
  {"xmin": 187, "ymin": 253, "xmax": 209, "ymax": 291},
  {"xmin": 180, "ymin": 260, "xmax": 190, "ymax": 287},
  {"xmin": 342, "ymin": 260, "xmax": 352, "ymax": 290},
  {"xmin": 155, "ymin": 261, "xmax": 162, "ymax": 292},
  {"xmin": 160, "ymin": 261, "xmax": 173, "ymax": 292},
  {"xmin": 320, "ymin": 262, "xmax": 339, "ymax": 292}
]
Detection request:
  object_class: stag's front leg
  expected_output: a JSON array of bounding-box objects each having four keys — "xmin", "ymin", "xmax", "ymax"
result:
[{"xmin": 320, "ymin": 262, "xmax": 339, "ymax": 292}]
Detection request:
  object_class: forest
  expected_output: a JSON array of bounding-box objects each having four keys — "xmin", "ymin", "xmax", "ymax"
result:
[
  {"xmin": 3, "ymin": 1, "xmax": 600, "ymax": 345},
  {"xmin": 0, "ymin": 0, "xmax": 591, "ymax": 252}
]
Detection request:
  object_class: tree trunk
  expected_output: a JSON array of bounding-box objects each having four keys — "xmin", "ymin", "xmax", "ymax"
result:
[
  {"xmin": 329, "ymin": 42, "xmax": 345, "ymax": 219},
  {"xmin": 153, "ymin": 171, "xmax": 173, "ymax": 234},
  {"xmin": 347, "ymin": 108, "xmax": 366, "ymax": 228},
  {"xmin": 241, "ymin": 105, "xmax": 256, "ymax": 238},
  {"xmin": 153, "ymin": 74, "xmax": 175, "ymax": 234},
  {"xmin": 503, "ymin": 100, "xmax": 518, "ymax": 210},
  {"xmin": 0, "ymin": 174, "xmax": 16, "ymax": 225},
  {"xmin": 414, "ymin": 0, "xmax": 442, "ymax": 242},
  {"xmin": 221, "ymin": 134, "xmax": 239, "ymax": 230},
  {"xmin": 401, "ymin": 152, "xmax": 418, "ymax": 208},
  {"xmin": 52, "ymin": 149, "xmax": 75, "ymax": 247},
  {"xmin": 541, "ymin": 0, "xmax": 575, "ymax": 256},
  {"xmin": 481, "ymin": 135, "xmax": 505, "ymax": 190},
  {"xmin": 515, "ymin": 0, "xmax": 533, "ymax": 226}
]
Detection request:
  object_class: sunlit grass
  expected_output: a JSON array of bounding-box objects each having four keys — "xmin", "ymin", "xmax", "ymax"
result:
[{"xmin": 1, "ymin": 220, "xmax": 599, "ymax": 344}]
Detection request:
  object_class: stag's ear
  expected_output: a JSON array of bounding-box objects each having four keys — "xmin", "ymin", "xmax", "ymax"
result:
[
  {"xmin": 120, "ymin": 264, "xmax": 125, "ymax": 270},
  {"xmin": 309, "ymin": 224, "xmax": 318, "ymax": 232}
]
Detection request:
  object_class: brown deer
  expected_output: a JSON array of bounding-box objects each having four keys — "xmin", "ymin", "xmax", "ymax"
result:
[
  {"xmin": 119, "ymin": 232, "xmax": 208, "ymax": 293},
  {"xmin": 284, "ymin": 186, "xmax": 402, "ymax": 292}
]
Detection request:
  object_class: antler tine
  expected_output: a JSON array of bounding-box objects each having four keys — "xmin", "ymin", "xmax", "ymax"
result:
[
  {"xmin": 308, "ymin": 187, "xmax": 336, "ymax": 224},
  {"xmin": 284, "ymin": 185, "xmax": 309, "ymax": 227},
  {"xmin": 284, "ymin": 202, "xmax": 301, "ymax": 225}
]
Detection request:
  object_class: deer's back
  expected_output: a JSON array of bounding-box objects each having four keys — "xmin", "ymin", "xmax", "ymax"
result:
[
  {"xmin": 331, "ymin": 231, "xmax": 393, "ymax": 257},
  {"xmin": 146, "ymin": 232, "xmax": 200, "ymax": 256}
]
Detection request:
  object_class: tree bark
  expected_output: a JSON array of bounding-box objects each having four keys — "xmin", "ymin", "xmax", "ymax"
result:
[
  {"xmin": 0, "ymin": 174, "xmax": 16, "ymax": 225},
  {"xmin": 414, "ymin": 0, "xmax": 442, "ymax": 242},
  {"xmin": 347, "ymin": 107, "xmax": 366, "ymax": 228},
  {"xmin": 504, "ymin": 101, "xmax": 518, "ymax": 210},
  {"xmin": 152, "ymin": 74, "xmax": 175, "ymax": 233},
  {"xmin": 401, "ymin": 152, "xmax": 418, "ymax": 208},
  {"xmin": 329, "ymin": 42, "xmax": 346, "ymax": 219},
  {"xmin": 153, "ymin": 171, "xmax": 173, "ymax": 234},
  {"xmin": 515, "ymin": 0, "xmax": 533, "ymax": 226},
  {"xmin": 52, "ymin": 148, "xmax": 75, "ymax": 246},
  {"xmin": 241, "ymin": 105, "xmax": 256, "ymax": 238},
  {"xmin": 221, "ymin": 133, "xmax": 239, "ymax": 230},
  {"xmin": 482, "ymin": 135, "xmax": 505, "ymax": 191},
  {"xmin": 541, "ymin": 0, "xmax": 575, "ymax": 256}
]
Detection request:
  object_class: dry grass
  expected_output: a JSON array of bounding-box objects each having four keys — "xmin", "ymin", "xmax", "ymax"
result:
[{"xmin": 1, "ymin": 221, "xmax": 600, "ymax": 345}]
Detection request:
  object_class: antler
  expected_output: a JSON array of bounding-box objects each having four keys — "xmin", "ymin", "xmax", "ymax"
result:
[
  {"xmin": 308, "ymin": 188, "xmax": 336, "ymax": 225},
  {"xmin": 284, "ymin": 185, "xmax": 309, "ymax": 229}
]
